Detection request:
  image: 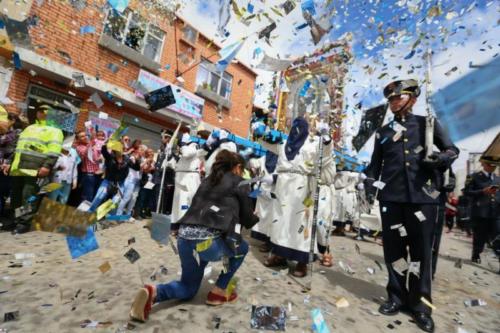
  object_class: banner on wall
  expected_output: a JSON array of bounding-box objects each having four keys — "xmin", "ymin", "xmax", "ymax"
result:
[
  {"xmin": 135, "ymin": 69, "xmax": 204, "ymax": 120},
  {"xmin": 88, "ymin": 111, "xmax": 121, "ymax": 139}
]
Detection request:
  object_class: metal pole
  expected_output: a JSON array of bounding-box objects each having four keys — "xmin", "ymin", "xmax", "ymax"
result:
[
  {"xmin": 306, "ymin": 135, "xmax": 324, "ymax": 290},
  {"xmin": 424, "ymin": 49, "xmax": 435, "ymax": 161}
]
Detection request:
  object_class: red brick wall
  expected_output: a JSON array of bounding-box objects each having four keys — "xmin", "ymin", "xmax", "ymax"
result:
[
  {"xmin": 6, "ymin": 71, "xmax": 178, "ymax": 133},
  {"xmin": 6, "ymin": 0, "xmax": 256, "ymax": 137}
]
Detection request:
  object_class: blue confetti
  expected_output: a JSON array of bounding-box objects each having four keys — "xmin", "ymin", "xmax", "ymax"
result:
[
  {"xmin": 380, "ymin": 137, "xmax": 388, "ymax": 144},
  {"xmin": 301, "ymin": 0, "xmax": 316, "ymax": 16},
  {"xmin": 13, "ymin": 52, "xmax": 22, "ymax": 70},
  {"xmin": 295, "ymin": 22, "xmax": 309, "ymax": 30},
  {"xmin": 107, "ymin": 0, "xmax": 129, "ymax": 12},
  {"xmin": 247, "ymin": 2, "xmax": 254, "ymax": 14},
  {"xmin": 404, "ymin": 49, "xmax": 416, "ymax": 59},
  {"xmin": 66, "ymin": 227, "xmax": 99, "ymax": 259},
  {"xmin": 80, "ymin": 25, "xmax": 96, "ymax": 35}
]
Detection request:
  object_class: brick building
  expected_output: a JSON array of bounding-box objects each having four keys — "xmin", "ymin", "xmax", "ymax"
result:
[{"xmin": 0, "ymin": 0, "xmax": 257, "ymax": 148}]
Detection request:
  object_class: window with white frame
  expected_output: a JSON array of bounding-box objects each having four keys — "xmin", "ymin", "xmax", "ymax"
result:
[
  {"xmin": 196, "ymin": 59, "xmax": 233, "ymax": 100},
  {"xmin": 103, "ymin": 9, "xmax": 165, "ymax": 62}
]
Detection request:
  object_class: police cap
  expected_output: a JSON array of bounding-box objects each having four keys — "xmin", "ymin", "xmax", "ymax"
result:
[{"xmin": 383, "ymin": 79, "xmax": 421, "ymax": 99}]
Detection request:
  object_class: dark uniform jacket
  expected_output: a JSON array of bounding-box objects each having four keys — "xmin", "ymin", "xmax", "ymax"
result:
[
  {"xmin": 365, "ymin": 113, "xmax": 459, "ymax": 204},
  {"xmin": 464, "ymin": 171, "xmax": 500, "ymax": 219},
  {"xmin": 178, "ymin": 172, "xmax": 259, "ymax": 233},
  {"xmin": 153, "ymin": 145, "xmax": 177, "ymax": 185}
]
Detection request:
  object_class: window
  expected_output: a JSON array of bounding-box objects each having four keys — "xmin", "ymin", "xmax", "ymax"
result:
[
  {"xmin": 104, "ymin": 9, "xmax": 165, "ymax": 62},
  {"xmin": 196, "ymin": 59, "xmax": 233, "ymax": 100},
  {"xmin": 182, "ymin": 24, "xmax": 198, "ymax": 45}
]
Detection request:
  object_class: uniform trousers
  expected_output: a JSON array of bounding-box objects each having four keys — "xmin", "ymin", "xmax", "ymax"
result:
[
  {"xmin": 380, "ymin": 201, "xmax": 438, "ymax": 314},
  {"xmin": 472, "ymin": 217, "xmax": 500, "ymax": 258}
]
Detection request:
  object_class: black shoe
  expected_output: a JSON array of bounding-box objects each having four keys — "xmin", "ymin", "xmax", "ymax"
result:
[
  {"xmin": 378, "ymin": 301, "xmax": 403, "ymax": 316},
  {"xmin": 0, "ymin": 222, "xmax": 16, "ymax": 231},
  {"xmin": 413, "ymin": 312, "xmax": 434, "ymax": 332},
  {"xmin": 471, "ymin": 256, "xmax": 481, "ymax": 264},
  {"xmin": 12, "ymin": 224, "xmax": 31, "ymax": 234}
]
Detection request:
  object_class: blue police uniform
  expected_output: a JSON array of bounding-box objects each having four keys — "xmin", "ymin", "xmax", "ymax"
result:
[
  {"xmin": 365, "ymin": 112, "xmax": 459, "ymax": 317},
  {"xmin": 464, "ymin": 170, "xmax": 500, "ymax": 260}
]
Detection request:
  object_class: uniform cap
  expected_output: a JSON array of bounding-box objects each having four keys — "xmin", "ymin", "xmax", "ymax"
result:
[{"xmin": 383, "ymin": 79, "xmax": 421, "ymax": 99}]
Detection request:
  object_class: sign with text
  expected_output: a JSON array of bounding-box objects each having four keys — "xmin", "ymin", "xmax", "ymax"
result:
[
  {"xmin": 136, "ymin": 69, "xmax": 204, "ymax": 120},
  {"xmin": 88, "ymin": 111, "xmax": 121, "ymax": 139}
]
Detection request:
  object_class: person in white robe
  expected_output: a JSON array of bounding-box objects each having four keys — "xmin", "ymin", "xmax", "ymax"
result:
[
  {"xmin": 332, "ymin": 171, "xmax": 359, "ymax": 235},
  {"xmin": 265, "ymin": 117, "xmax": 334, "ymax": 277},
  {"xmin": 316, "ymin": 149, "xmax": 336, "ymax": 267},
  {"xmin": 248, "ymin": 151, "xmax": 278, "ymax": 252},
  {"xmin": 170, "ymin": 133, "xmax": 202, "ymax": 229},
  {"xmin": 203, "ymin": 129, "xmax": 237, "ymax": 177}
]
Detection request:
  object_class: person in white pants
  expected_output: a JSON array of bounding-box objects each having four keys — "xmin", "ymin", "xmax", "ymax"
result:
[{"xmin": 171, "ymin": 133, "xmax": 202, "ymax": 229}]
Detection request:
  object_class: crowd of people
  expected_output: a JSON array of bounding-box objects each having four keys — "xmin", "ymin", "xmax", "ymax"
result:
[
  {"xmin": 0, "ymin": 105, "xmax": 179, "ymax": 233},
  {"xmin": 0, "ymin": 79, "xmax": 498, "ymax": 333}
]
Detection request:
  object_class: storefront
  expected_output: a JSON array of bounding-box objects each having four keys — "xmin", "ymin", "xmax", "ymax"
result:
[{"xmin": 26, "ymin": 84, "xmax": 82, "ymax": 136}]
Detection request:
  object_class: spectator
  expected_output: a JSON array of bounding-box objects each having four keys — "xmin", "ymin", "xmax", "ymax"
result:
[
  {"xmin": 116, "ymin": 144, "xmax": 143, "ymax": 217},
  {"xmin": 445, "ymin": 193, "xmax": 458, "ymax": 233},
  {"xmin": 135, "ymin": 147, "xmax": 156, "ymax": 219},
  {"xmin": 0, "ymin": 108, "xmax": 22, "ymax": 224},
  {"xmin": 48, "ymin": 141, "xmax": 78, "ymax": 204},
  {"xmin": 75, "ymin": 130, "xmax": 101, "ymax": 203},
  {"xmin": 9, "ymin": 105, "xmax": 63, "ymax": 234},
  {"xmin": 88, "ymin": 141, "xmax": 132, "ymax": 213},
  {"xmin": 152, "ymin": 133, "xmax": 176, "ymax": 215},
  {"xmin": 126, "ymin": 139, "xmax": 142, "ymax": 155},
  {"xmin": 121, "ymin": 135, "xmax": 131, "ymax": 152}
]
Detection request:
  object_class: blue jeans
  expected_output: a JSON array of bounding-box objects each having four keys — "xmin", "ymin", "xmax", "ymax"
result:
[
  {"xmin": 81, "ymin": 173, "xmax": 99, "ymax": 203},
  {"xmin": 88, "ymin": 179, "xmax": 124, "ymax": 213},
  {"xmin": 155, "ymin": 236, "xmax": 249, "ymax": 303},
  {"xmin": 116, "ymin": 177, "xmax": 140, "ymax": 215},
  {"xmin": 48, "ymin": 181, "xmax": 71, "ymax": 204}
]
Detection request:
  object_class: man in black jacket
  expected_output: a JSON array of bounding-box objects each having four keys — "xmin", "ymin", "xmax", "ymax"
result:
[
  {"xmin": 464, "ymin": 159, "xmax": 499, "ymax": 263},
  {"xmin": 364, "ymin": 79, "xmax": 459, "ymax": 333}
]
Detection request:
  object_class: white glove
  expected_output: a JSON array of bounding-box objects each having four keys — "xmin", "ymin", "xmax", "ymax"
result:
[
  {"xmin": 181, "ymin": 133, "xmax": 190, "ymax": 144},
  {"xmin": 161, "ymin": 157, "xmax": 169, "ymax": 169},
  {"xmin": 356, "ymin": 183, "xmax": 365, "ymax": 191},
  {"xmin": 261, "ymin": 174, "xmax": 274, "ymax": 185},
  {"xmin": 206, "ymin": 133, "xmax": 217, "ymax": 147},
  {"xmin": 316, "ymin": 120, "xmax": 330, "ymax": 135},
  {"xmin": 219, "ymin": 129, "xmax": 229, "ymax": 140},
  {"xmin": 251, "ymin": 122, "xmax": 261, "ymax": 131}
]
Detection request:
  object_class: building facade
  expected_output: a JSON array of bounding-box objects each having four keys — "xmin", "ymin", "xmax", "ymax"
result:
[{"xmin": 0, "ymin": 0, "xmax": 257, "ymax": 148}]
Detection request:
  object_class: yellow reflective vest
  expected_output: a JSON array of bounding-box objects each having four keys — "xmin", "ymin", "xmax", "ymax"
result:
[{"xmin": 10, "ymin": 120, "xmax": 64, "ymax": 177}]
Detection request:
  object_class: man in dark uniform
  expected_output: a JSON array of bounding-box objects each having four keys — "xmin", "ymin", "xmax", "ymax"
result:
[
  {"xmin": 364, "ymin": 79, "xmax": 459, "ymax": 333},
  {"xmin": 464, "ymin": 158, "xmax": 499, "ymax": 264}
]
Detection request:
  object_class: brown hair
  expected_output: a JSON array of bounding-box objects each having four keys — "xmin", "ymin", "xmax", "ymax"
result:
[{"xmin": 208, "ymin": 150, "xmax": 244, "ymax": 186}]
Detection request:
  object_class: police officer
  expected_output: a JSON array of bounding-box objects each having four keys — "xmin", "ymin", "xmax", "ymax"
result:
[
  {"xmin": 464, "ymin": 157, "xmax": 499, "ymax": 264},
  {"xmin": 364, "ymin": 79, "xmax": 459, "ymax": 333},
  {"xmin": 9, "ymin": 105, "xmax": 63, "ymax": 234}
]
